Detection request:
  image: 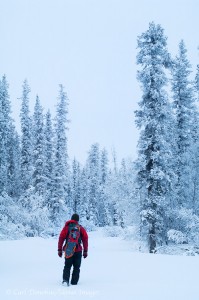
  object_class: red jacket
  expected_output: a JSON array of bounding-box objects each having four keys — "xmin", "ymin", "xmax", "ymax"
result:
[{"xmin": 58, "ymin": 220, "xmax": 88, "ymax": 253}]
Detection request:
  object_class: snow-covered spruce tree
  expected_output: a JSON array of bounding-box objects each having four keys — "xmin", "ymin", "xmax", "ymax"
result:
[
  {"xmin": 44, "ymin": 110, "xmax": 54, "ymax": 206},
  {"xmin": 106, "ymin": 150, "xmax": 136, "ymax": 227},
  {"xmin": 191, "ymin": 114, "xmax": 199, "ymax": 214},
  {"xmin": 171, "ymin": 40, "xmax": 196, "ymax": 209},
  {"xmin": 71, "ymin": 158, "xmax": 81, "ymax": 213},
  {"xmin": 86, "ymin": 143, "xmax": 101, "ymax": 225},
  {"xmin": 0, "ymin": 76, "xmax": 26, "ymax": 238},
  {"xmin": 105, "ymin": 153, "xmax": 120, "ymax": 226},
  {"xmin": 124, "ymin": 159, "xmax": 141, "ymax": 227},
  {"xmin": 32, "ymin": 95, "xmax": 46, "ymax": 196},
  {"xmin": 101, "ymin": 148, "xmax": 109, "ymax": 185},
  {"xmin": 117, "ymin": 159, "xmax": 136, "ymax": 227},
  {"xmin": 0, "ymin": 77, "xmax": 8, "ymax": 194},
  {"xmin": 99, "ymin": 148, "xmax": 112, "ymax": 226},
  {"xmin": 79, "ymin": 167, "xmax": 90, "ymax": 221},
  {"xmin": 195, "ymin": 64, "xmax": 199, "ymax": 98},
  {"xmin": 50, "ymin": 85, "xmax": 70, "ymax": 225},
  {"xmin": 0, "ymin": 75, "xmax": 15, "ymax": 195},
  {"xmin": 83, "ymin": 144, "xmax": 111, "ymax": 227},
  {"xmin": 0, "ymin": 75, "xmax": 21, "ymax": 198},
  {"xmin": 105, "ymin": 157, "xmax": 136, "ymax": 228},
  {"xmin": 20, "ymin": 80, "xmax": 32, "ymax": 191},
  {"xmin": 191, "ymin": 64, "xmax": 199, "ymax": 214},
  {"xmin": 7, "ymin": 126, "xmax": 21, "ymax": 198},
  {"xmin": 135, "ymin": 22, "xmax": 174, "ymax": 253}
]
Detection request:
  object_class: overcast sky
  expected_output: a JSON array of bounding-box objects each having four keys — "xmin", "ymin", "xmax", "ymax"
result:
[{"xmin": 0, "ymin": 0, "xmax": 199, "ymax": 164}]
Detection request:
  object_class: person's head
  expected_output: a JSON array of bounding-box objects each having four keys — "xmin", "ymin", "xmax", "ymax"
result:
[{"xmin": 71, "ymin": 213, "xmax": 79, "ymax": 222}]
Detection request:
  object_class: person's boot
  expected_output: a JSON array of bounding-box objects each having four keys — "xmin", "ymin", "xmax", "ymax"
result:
[{"xmin": 62, "ymin": 280, "xmax": 69, "ymax": 286}]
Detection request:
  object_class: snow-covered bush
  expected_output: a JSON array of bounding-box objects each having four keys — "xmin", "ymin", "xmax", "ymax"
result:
[
  {"xmin": 103, "ymin": 225, "xmax": 124, "ymax": 237},
  {"xmin": 18, "ymin": 187, "xmax": 53, "ymax": 236},
  {"xmin": 80, "ymin": 218, "xmax": 96, "ymax": 232},
  {"xmin": 0, "ymin": 215, "xmax": 26, "ymax": 240},
  {"xmin": 168, "ymin": 208, "xmax": 199, "ymax": 244},
  {"xmin": 122, "ymin": 225, "xmax": 140, "ymax": 241},
  {"xmin": 167, "ymin": 229, "xmax": 187, "ymax": 244},
  {"xmin": 122, "ymin": 225, "xmax": 148, "ymax": 252},
  {"xmin": 0, "ymin": 193, "xmax": 27, "ymax": 240},
  {"xmin": 185, "ymin": 248, "xmax": 199, "ymax": 256},
  {"xmin": 177, "ymin": 209, "xmax": 199, "ymax": 244}
]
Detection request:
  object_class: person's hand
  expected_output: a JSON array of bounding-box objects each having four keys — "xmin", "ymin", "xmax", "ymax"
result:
[
  {"xmin": 58, "ymin": 250, "xmax": 62, "ymax": 257},
  {"xmin": 83, "ymin": 251, "xmax": 88, "ymax": 258}
]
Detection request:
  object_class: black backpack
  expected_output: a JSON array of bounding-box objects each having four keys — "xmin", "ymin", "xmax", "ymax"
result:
[{"xmin": 65, "ymin": 223, "xmax": 81, "ymax": 259}]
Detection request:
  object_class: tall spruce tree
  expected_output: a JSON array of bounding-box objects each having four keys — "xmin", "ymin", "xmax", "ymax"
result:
[
  {"xmin": 135, "ymin": 22, "xmax": 174, "ymax": 252},
  {"xmin": 79, "ymin": 167, "xmax": 90, "ymax": 221},
  {"xmin": 7, "ymin": 126, "xmax": 21, "ymax": 198},
  {"xmin": 86, "ymin": 143, "xmax": 101, "ymax": 225},
  {"xmin": 0, "ymin": 76, "xmax": 9, "ymax": 194},
  {"xmin": 44, "ymin": 110, "xmax": 54, "ymax": 206},
  {"xmin": 0, "ymin": 75, "xmax": 18, "ymax": 196},
  {"xmin": 191, "ymin": 64, "xmax": 199, "ymax": 213},
  {"xmin": 195, "ymin": 65, "xmax": 199, "ymax": 98},
  {"xmin": 50, "ymin": 85, "xmax": 70, "ymax": 225},
  {"xmin": 171, "ymin": 40, "xmax": 196, "ymax": 208},
  {"xmin": 71, "ymin": 158, "xmax": 81, "ymax": 213},
  {"xmin": 20, "ymin": 80, "xmax": 32, "ymax": 191},
  {"xmin": 98, "ymin": 148, "xmax": 110, "ymax": 226},
  {"xmin": 32, "ymin": 96, "xmax": 46, "ymax": 196}
]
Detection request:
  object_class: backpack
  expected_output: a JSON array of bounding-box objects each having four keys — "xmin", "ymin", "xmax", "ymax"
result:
[{"xmin": 64, "ymin": 223, "xmax": 81, "ymax": 259}]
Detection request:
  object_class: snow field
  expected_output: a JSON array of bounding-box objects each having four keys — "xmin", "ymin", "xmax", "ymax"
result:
[{"xmin": 0, "ymin": 229, "xmax": 199, "ymax": 300}]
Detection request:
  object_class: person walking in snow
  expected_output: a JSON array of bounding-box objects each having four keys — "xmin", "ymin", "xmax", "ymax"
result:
[{"xmin": 58, "ymin": 213, "xmax": 88, "ymax": 285}]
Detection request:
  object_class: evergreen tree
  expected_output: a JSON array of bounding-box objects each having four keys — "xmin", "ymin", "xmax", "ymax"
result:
[
  {"xmin": 105, "ymin": 150, "xmax": 120, "ymax": 226},
  {"xmin": 0, "ymin": 76, "xmax": 9, "ymax": 194},
  {"xmin": 99, "ymin": 148, "xmax": 111, "ymax": 226},
  {"xmin": 105, "ymin": 158, "xmax": 136, "ymax": 228},
  {"xmin": 79, "ymin": 167, "xmax": 90, "ymax": 221},
  {"xmin": 101, "ymin": 148, "xmax": 109, "ymax": 184},
  {"xmin": 117, "ymin": 159, "xmax": 132, "ymax": 228},
  {"xmin": 32, "ymin": 96, "xmax": 46, "ymax": 196},
  {"xmin": 86, "ymin": 143, "xmax": 101, "ymax": 225},
  {"xmin": 50, "ymin": 85, "xmax": 70, "ymax": 225},
  {"xmin": 44, "ymin": 110, "xmax": 54, "ymax": 205},
  {"xmin": 135, "ymin": 22, "xmax": 174, "ymax": 252},
  {"xmin": 195, "ymin": 64, "xmax": 199, "ymax": 99},
  {"xmin": 0, "ymin": 75, "xmax": 18, "ymax": 196},
  {"xmin": 20, "ymin": 80, "xmax": 32, "ymax": 191},
  {"xmin": 191, "ymin": 64, "xmax": 199, "ymax": 213},
  {"xmin": 7, "ymin": 127, "xmax": 21, "ymax": 198},
  {"xmin": 71, "ymin": 158, "xmax": 81, "ymax": 213},
  {"xmin": 171, "ymin": 40, "xmax": 196, "ymax": 208},
  {"xmin": 109, "ymin": 150, "xmax": 120, "ymax": 225}
]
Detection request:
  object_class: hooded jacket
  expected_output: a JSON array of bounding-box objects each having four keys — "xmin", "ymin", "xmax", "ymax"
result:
[{"xmin": 58, "ymin": 219, "xmax": 88, "ymax": 253}]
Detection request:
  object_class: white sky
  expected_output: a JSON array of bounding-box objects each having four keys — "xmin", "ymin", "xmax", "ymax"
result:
[{"xmin": 0, "ymin": 0, "xmax": 199, "ymax": 164}]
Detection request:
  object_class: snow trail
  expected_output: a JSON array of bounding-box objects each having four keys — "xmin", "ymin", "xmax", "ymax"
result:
[{"xmin": 0, "ymin": 230, "xmax": 199, "ymax": 300}]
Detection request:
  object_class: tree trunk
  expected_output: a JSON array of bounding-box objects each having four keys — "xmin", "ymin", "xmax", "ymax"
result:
[{"xmin": 149, "ymin": 223, "xmax": 156, "ymax": 253}]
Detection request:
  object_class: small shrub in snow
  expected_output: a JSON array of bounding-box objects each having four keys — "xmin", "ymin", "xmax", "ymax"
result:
[
  {"xmin": 168, "ymin": 208, "xmax": 199, "ymax": 244},
  {"xmin": 80, "ymin": 219, "xmax": 96, "ymax": 232},
  {"xmin": 121, "ymin": 226, "xmax": 148, "ymax": 252},
  {"xmin": 185, "ymin": 249, "xmax": 199, "ymax": 256},
  {"xmin": 122, "ymin": 226, "xmax": 140, "ymax": 241},
  {"xmin": 167, "ymin": 229, "xmax": 187, "ymax": 244},
  {"xmin": 0, "ymin": 194, "xmax": 27, "ymax": 240},
  {"xmin": 103, "ymin": 225, "xmax": 123, "ymax": 237}
]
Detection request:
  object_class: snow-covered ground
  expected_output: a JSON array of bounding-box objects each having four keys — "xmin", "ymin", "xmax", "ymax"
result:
[{"xmin": 1, "ymin": 229, "xmax": 199, "ymax": 300}]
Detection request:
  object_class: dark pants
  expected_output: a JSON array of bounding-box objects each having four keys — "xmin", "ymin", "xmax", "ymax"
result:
[{"xmin": 63, "ymin": 251, "xmax": 82, "ymax": 284}]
